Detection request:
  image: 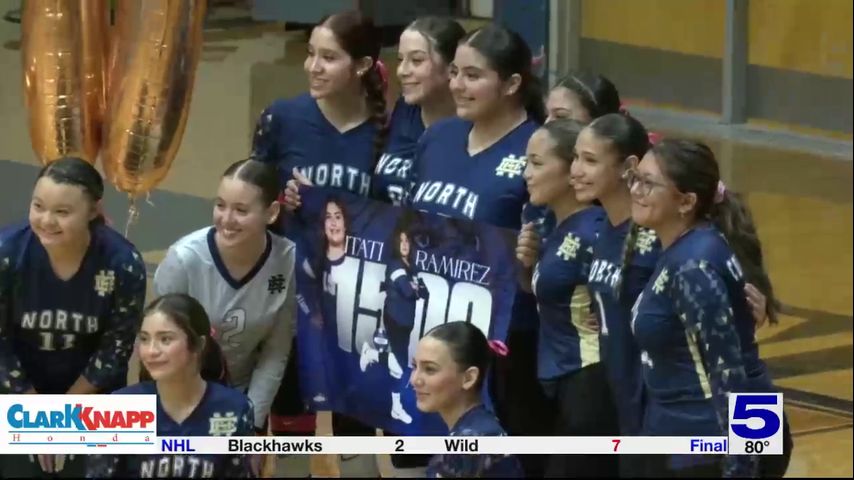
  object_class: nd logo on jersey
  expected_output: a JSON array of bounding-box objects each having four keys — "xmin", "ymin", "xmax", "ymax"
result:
[
  {"xmin": 94, "ymin": 270, "xmax": 116, "ymax": 297},
  {"xmin": 728, "ymin": 393, "xmax": 784, "ymax": 455},
  {"xmin": 494, "ymin": 154, "xmax": 526, "ymax": 179},
  {"xmin": 209, "ymin": 412, "xmax": 238, "ymax": 436}
]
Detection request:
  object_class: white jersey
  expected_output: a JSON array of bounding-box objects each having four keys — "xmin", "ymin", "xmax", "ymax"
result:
[{"xmin": 153, "ymin": 227, "xmax": 296, "ymax": 429}]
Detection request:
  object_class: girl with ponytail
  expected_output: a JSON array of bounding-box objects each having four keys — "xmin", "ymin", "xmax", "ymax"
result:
[
  {"xmin": 252, "ymin": 9, "xmax": 387, "ymax": 210},
  {"xmin": 627, "ymin": 139, "xmax": 790, "ymax": 477},
  {"xmin": 249, "ymin": 9, "xmax": 388, "ymax": 477},
  {"xmin": 153, "ymin": 158, "xmax": 296, "ymax": 442},
  {"xmin": 88, "ymin": 293, "xmax": 255, "ymax": 478},
  {"xmin": 411, "ymin": 321, "xmax": 523, "ymax": 478},
  {"xmin": 569, "ymin": 116, "xmax": 770, "ymax": 477},
  {"xmin": 372, "ymin": 16, "xmax": 465, "ymax": 205},
  {"xmin": 407, "ymin": 22, "xmax": 552, "ymax": 477},
  {"xmin": 546, "ymin": 71, "xmax": 622, "ymax": 123},
  {"xmin": 0, "ymin": 157, "xmax": 147, "ymax": 478},
  {"xmin": 546, "ymin": 71, "xmax": 662, "ymax": 145}
]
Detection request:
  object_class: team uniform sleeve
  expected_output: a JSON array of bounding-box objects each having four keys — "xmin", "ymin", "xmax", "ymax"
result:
[
  {"xmin": 0, "ymin": 257, "xmax": 33, "ymax": 393},
  {"xmin": 246, "ymin": 260, "xmax": 296, "ymax": 430},
  {"xmin": 152, "ymin": 245, "xmax": 190, "ymax": 296},
  {"xmin": 224, "ymin": 398, "xmax": 257, "ymax": 478},
  {"xmin": 403, "ymin": 128, "xmax": 430, "ymax": 206},
  {"xmin": 81, "ymin": 251, "xmax": 147, "ymax": 391},
  {"xmin": 85, "ymin": 453, "xmax": 123, "ymax": 478},
  {"xmin": 388, "ymin": 269, "xmax": 422, "ymax": 301},
  {"xmin": 669, "ymin": 261, "xmax": 757, "ymax": 478},
  {"xmin": 250, "ymin": 104, "xmax": 280, "ymax": 165},
  {"xmin": 430, "ymin": 453, "xmax": 523, "ymax": 478}
]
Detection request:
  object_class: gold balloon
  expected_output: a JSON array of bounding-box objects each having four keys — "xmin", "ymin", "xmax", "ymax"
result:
[
  {"xmin": 21, "ymin": 0, "xmax": 108, "ymax": 165},
  {"xmin": 103, "ymin": 0, "xmax": 206, "ymax": 197}
]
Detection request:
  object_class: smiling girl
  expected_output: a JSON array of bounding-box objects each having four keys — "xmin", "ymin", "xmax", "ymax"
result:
[
  {"xmin": 372, "ymin": 16, "xmax": 464, "ymax": 205},
  {"xmin": 519, "ymin": 119, "xmax": 618, "ymax": 477},
  {"xmin": 153, "ymin": 159, "xmax": 296, "ymax": 442},
  {"xmin": 0, "ymin": 157, "xmax": 146, "ymax": 478},
  {"xmin": 627, "ymin": 139, "xmax": 790, "ymax": 477},
  {"xmin": 253, "ymin": 10, "xmax": 386, "ymax": 204},
  {"xmin": 411, "ymin": 321, "xmax": 523, "ymax": 478},
  {"xmin": 250, "ymin": 11, "xmax": 388, "ymax": 475},
  {"xmin": 86, "ymin": 293, "xmax": 255, "ymax": 478},
  {"xmin": 570, "ymin": 116, "xmax": 773, "ymax": 476},
  {"xmin": 406, "ymin": 24, "xmax": 550, "ymax": 476}
]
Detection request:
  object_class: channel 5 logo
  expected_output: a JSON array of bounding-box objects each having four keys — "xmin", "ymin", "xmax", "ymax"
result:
[{"xmin": 728, "ymin": 393, "xmax": 783, "ymax": 455}]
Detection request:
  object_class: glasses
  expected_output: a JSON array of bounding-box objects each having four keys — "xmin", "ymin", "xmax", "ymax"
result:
[{"xmin": 623, "ymin": 169, "xmax": 668, "ymax": 197}]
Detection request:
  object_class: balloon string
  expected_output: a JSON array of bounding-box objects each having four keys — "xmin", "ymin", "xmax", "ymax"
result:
[{"xmin": 125, "ymin": 199, "xmax": 140, "ymax": 238}]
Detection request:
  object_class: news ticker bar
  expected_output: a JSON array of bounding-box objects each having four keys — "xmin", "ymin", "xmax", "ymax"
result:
[{"xmin": 2, "ymin": 436, "xmax": 783, "ymax": 455}]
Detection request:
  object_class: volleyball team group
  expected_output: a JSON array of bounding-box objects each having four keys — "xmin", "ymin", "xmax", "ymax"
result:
[{"xmin": 0, "ymin": 9, "xmax": 795, "ymax": 479}]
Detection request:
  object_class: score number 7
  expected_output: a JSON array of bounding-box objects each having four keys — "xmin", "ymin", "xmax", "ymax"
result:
[{"xmin": 612, "ymin": 439, "xmax": 620, "ymax": 452}]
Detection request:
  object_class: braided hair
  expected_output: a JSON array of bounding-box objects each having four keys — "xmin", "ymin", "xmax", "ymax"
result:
[{"xmin": 320, "ymin": 11, "xmax": 388, "ymax": 168}]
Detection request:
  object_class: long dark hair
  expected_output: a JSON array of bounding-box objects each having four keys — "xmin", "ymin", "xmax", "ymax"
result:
[
  {"xmin": 319, "ymin": 10, "xmax": 388, "ymax": 166},
  {"xmin": 138, "ymin": 293, "xmax": 229, "ymax": 384},
  {"xmin": 584, "ymin": 114, "xmax": 651, "ymax": 297},
  {"xmin": 405, "ymin": 16, "xmax": 466, "ymax": 65},
  {"xmin": 651, "ymin": 139, "xmax": 779, "ymax": 323},
  {"xmin": 36, "ymin": 157, "xmax": 105, "ymax": 225},
  {"xmin": 318, "ymin": 196, "xmax": 350, "ymax": 261},
  {"xmin": 540, "ymin": 118, "xmax": 586, "ymax": 167},
  {"xmin": 553, "ymin": 71, "xmax": 622, "ymax": 120},
  {"xmin": 459, "ymin": 24, "xmax": 546, "ymax": 124},
  {"xmin": 424, "ymin": 321, "xmax": 493, "ymax": 392}
]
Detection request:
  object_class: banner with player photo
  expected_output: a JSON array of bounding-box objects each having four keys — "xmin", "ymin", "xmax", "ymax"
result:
[{"xmin": 290, "ymin": 188, "xmax": 519, "ymax": 436}]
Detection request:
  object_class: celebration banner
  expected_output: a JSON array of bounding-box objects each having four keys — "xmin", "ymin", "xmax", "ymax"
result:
[{"xmin": 291, "ymin": 188, "xmax": 519, "ymax": 435}]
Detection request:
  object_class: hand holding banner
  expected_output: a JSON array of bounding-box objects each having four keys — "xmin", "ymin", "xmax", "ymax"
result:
[{"xmin": 290, "ymin": 189, "xmax": 520, "ymax": 435}]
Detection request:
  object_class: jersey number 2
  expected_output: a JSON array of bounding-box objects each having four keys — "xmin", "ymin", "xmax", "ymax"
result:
[{"xmin": 221, "ymin": 309, "xmax": 247, "ymax": 347}]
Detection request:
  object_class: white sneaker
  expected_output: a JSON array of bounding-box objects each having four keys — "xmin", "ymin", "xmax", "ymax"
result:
[
  {"xmin": 359, "ymin": 342, "xmax": 378, "ymax": 372},
  {"xmin": 388, "ymin": 351, "xmax": 404, "ymax": 380},
  {"xmin": 391, "ymin": 392, "xmax": 412, "ymax": 424}
]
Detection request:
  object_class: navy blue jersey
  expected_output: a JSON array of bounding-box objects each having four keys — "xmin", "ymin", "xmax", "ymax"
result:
[
  {"xmin": 532, "ymin": 207, "xmax": 605, "ymax": 381},
  {"xmin": 587, "ymin": 220, "xmax": 660, "ymax": 435},
  {"xmin": 373, "ymin": 98, "xmax": 425, "ymax": 205},
  {"xmin": 426, "ymin": 405, "xmax": 523, "ymax": 478},
  {"xmin": 0, "ymin": 222, "xmax": 146, "ymax": 394},
  {"xmin": 408, "ymin": 117, "xmax": 542, "ymax": 332},
  {"xmin": 409, "ymin": 117, "xmax": 539, "ymax": 230},
  {"xmin": 86, "ymin": 381, "xmax": 255, "ymax": 478},
  {"xmin": 251, "ymin": 93, "xmax": 376, "ymax": 197},
  {"xmin": 382, "ymin": 258, "xmax": 428, "ymax": 329},
  {"xmin": 633, "ymin": 224, "xmax": 767, "ymax": 476}
]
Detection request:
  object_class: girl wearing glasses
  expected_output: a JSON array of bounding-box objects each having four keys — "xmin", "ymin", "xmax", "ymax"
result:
[
  {"xmin": 627, "ymin": 139, "xmax": 790, "ymax": 477},
  {"xmin": 569, "ymin": 115, "xmax": 772, "ymax": 477}
]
